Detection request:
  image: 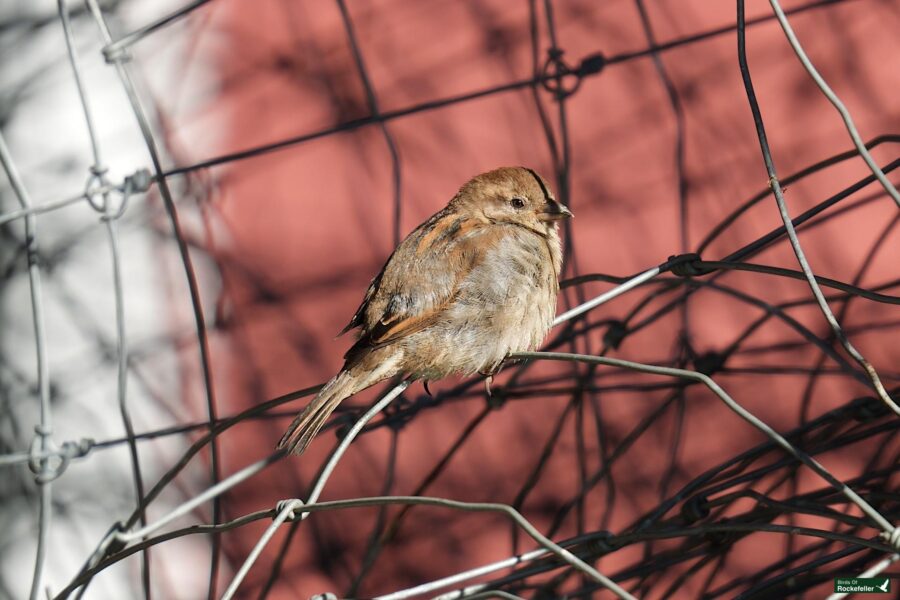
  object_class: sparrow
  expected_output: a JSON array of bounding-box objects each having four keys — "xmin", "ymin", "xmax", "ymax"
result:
[{"xmin": 278, "ymin": 167, "xmax": 572, "ymax": 455}]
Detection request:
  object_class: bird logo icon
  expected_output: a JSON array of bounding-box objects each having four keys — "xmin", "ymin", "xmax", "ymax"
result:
[{"xmin": 876, "ymin": 578, "xmax": 889, "ymax": 592}]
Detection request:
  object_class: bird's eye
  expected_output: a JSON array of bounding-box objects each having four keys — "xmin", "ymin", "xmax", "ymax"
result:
[{"xmin": 510, "ymin": 197, "xmax": 526, "ymax": 209}]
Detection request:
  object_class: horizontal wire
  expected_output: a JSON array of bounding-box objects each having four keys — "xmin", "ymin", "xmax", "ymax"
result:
[
  {"xmin": 0, "ymin": 190, "xmax": 91, "ymax": 226},
  {"xmin": 510, "ymin": 351, "xmax": 896, "ymax": 536},
  {"xmin": 8, "ymin": 0, "xmax": 896, "ymax": 597},
  {"xmin": 157, "ymin": 0, "xmax": 849, "ymax": 179}
]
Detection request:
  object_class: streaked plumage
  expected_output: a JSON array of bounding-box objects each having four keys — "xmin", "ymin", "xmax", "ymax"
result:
[{"xmin": 278, "ymin": 167, "xmax": 572, "ymax": 455}]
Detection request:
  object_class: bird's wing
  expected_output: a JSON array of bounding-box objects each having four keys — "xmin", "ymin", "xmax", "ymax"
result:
[
  {"xmin": 338, "ymin": 268, "xmax": 383, "ymax": 336},
  {"xmin": 341, "ymin": 212, "xmax": 495, "ymax": 366}
]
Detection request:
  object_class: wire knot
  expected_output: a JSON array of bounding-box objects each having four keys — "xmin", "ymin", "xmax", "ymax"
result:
[
  {"xmin": 486, "ymin": 388, "xmax": 507, "ymax": 409},
  {"xmin": 28, "ymin": 434, "xmax": 51, "ymax": 477},
  {"xmin": 603, "ymin": 320, "xmax": 628, "ymax": 350},
  {"xmin": 663, "ymin": 253, "xmax": 707, "ymax": 277},
  {"xmin": 102, "ymin": 44, "xmax": 132, "ymax": 65},
  {"xmin": 585, "ymin": 531, "xmax": 615, "ymax": 555},
  {"xmin": 89, "ymin": 164, "xmax": 109, "ymax": 177},
  {"xmin": 27, "ymin": 428, "xmax": 93, "ymax": 483},
  {"xmin": 84, "ymin": 164, "xmax": 112, "ymax": 213},
  {"xmin": 27, "ymin": 429, "xmax": 62, "ymax": 484},
  {"xmin": 576, "ymin": 52, "xmax": 607, "ymax": 78},
  {"xmin": 101, "ymin": 168, "xmax": 152, "ymax": 221},
  {"xmin": 541, "ymin": 47, "xmax": 581, "ymax": 100},
  {"xmin": 847, "ymin": 394, "xmax": 891, "ymax": 423},
  {"xmin": 703, "ymin": 525, "xmax": 736, "ymax": 548},
  {"xmin": 881, "ymin": 528, "xmax": 900, "ymax": 551},
  {"xmin": 28, "ymin": 425, "xmax": 53, "ymax": 476},
  {"xmin": 540, "ymin": 49, "xmax": 606, "ymax": 100},
  {"xmin": 123, "ymin": 168, "xmax": 153, "ymax": 194},
  {"xmin": 62, "ymin": 437, "xmax": 95, "ymax": 459},
  {"xmin": 681, "ymin": 495, "xmax": 710, "ymax": 523},
  {"xmin": 105, "ymin": 521, "xmax": 130, "ymax": 555},
  {"xmin": 693, "ymin": 351, "xmax": 726, "ymax": 376},
  {"xmin": 275, "ymin": 499, "xmax": 303, "ymax": 521}
]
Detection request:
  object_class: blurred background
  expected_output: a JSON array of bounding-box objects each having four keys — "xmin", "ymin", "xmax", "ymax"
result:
[{"xmin": 2, "ymin": 0, "xmax": 899, "ymax": 598}]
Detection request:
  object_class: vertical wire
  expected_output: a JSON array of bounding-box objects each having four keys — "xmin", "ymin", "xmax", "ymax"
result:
[
  {"xmin": 8, "ymin": 2, "xmax": 900, "ymax": 596},
  {"xmin": 766, "ymin": 0, "xmax": 900, "ymax": 209},
  {"xmin": 345, "ymin": 426, "xmax": 399, "ymax": 597},
  {"xmin": 633, "ymin": 0, "xmax": 691, "ymax": 536},
  {"xmin": 82, "ymin": 2, "xmax": 223, "ymax": 597},
  {"xmin": 735, "ymin": 0, "xmax": 900, "ymax": 417},
  {"xmin": 219, "ymin": 381, "xmax": 410, "ymax": 600},
  {"xmin": 0, "ymin": 133, "xmax": 53, "ymax": 600},
  {"xmin": 539, "ymin": 4, "xmax": 596, "ymax": 564},
  {"xmin": 57, "ymin": 3, "xmax": 151, "ymax": 596},
  {"xmin": 334, "ymin": 0, "xmax": 403, "ymax": 247}
]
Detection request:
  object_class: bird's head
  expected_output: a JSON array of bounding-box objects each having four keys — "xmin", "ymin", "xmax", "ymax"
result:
[{"xmin": 451, "ymin": 166, "xmax": 573, "ymax": 234}]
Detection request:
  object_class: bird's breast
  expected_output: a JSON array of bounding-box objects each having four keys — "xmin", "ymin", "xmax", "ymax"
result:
[{"xmin": 401, "ymin": 227, "xmax": 561, "ymax": 379}]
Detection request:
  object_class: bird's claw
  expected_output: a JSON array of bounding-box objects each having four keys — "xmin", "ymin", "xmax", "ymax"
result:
[{"xmin": 484, "ymin": 375, "xmax": 493, "ymax": 397}]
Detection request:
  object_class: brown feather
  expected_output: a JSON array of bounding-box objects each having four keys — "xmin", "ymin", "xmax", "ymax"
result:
[{"xmin": 278, "ymin": 167, "xmax": 570, "ymax": 455}]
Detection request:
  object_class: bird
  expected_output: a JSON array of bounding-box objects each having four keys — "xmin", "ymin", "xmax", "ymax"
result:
[{"xmin": 277, "ymin": 166, "xmax": 572, "ymax": 455}]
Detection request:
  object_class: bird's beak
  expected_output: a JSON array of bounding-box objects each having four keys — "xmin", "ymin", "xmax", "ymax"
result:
[{"xmin": 538, "ymin": 200, "xmax": 574, "ymax": 222}]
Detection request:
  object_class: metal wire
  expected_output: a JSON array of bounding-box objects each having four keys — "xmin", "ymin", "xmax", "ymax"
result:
[
  {"xmin": 766, "ymin": 0, "xmax": 900, "ymax": 209},
  {"xmin": 736, "ymin": 0, "xmax": 900, "ymax": 415},
  {"xmin": 0, "ymin": 131, "xmax": 53, "ymax": 600},
  {"xmin": 1, "ymin": 0, "xmax": 898, "ymax": 598},
  {"xmin": 82, "ymin": 2, "xmax": 224, "ymax": 596},
  {"xmin": 57, "ymin": 2, "xmax": 151, "ymax": 596}
]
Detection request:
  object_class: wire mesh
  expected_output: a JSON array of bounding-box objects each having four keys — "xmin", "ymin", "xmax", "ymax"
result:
[{"xmin": 1, "ymin": 0, "xmax": 899, "ymax": 598}]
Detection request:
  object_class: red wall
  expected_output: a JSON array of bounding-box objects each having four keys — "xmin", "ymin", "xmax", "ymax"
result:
[{"xmin": 151, "ymin": 0, "xmax": 900, "ymax": 597}]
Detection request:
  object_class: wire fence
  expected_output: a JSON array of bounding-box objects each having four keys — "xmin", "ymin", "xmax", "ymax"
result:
[{"xmin": 1, "ymin": 0, "xmax": 899, "ymax": 598}]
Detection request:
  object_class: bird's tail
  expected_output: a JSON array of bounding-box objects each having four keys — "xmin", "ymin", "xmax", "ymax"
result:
[{"xmin": 277, "ymin": 357, "xmax": 398, "ymax": 455}]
